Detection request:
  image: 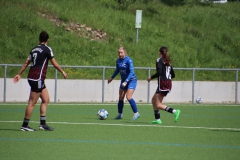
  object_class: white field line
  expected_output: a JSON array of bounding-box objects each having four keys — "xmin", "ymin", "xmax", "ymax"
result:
[
  {"xmin": 0, "ymin": 103, "xmax": 239, "ymax": 106},
  {"xmin": 1, "ymin": 120, "xmax": 240, "ymax": 131}
]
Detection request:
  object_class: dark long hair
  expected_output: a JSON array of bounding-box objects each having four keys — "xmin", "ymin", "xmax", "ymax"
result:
[
  {"xmin": 159, "ymin": 46, "xmax": 171, "ymax": 66},
  {"xmin": 39, "ymin": 31, "xmax": 49, "ymax": 42}
]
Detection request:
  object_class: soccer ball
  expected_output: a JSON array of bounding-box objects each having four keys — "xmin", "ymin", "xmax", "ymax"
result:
[
  {"xmin": 97, "ymin": 109, "xmax": 108, "ymax": 120},
  {"xmin": 196, "ymin": 97, "xmax": 203, "ymax": 104}
]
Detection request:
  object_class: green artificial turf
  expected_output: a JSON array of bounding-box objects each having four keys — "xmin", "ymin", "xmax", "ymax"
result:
[{"xmin": 0, "ymin": 104, "xmax": 240, "ymax": 160}]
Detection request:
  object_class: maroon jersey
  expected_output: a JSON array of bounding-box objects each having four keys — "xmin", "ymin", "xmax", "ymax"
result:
[
  {"xmin": 27, "ymin": 44, "xmax": 54, "ymax": 81},
  {"xmin": 151, "ymin": 57, "xmax": 175, "ymax": 91}
]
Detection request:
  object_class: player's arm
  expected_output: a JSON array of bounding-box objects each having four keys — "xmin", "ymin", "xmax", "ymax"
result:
[
  {"xmin": 111, "ymin": 69, "xmax": 119, "ymax": 79},
  {"xmin": 13, "ymin": 58, "xmax": 31, "ymax": 83},
  {"xmin": 148, "ymin": 61, "xmax": 162, "ymax": 82},
  {"xmin": 50, "ymin": 58, "xmax": 67, "ymax": 79},
  {"xmin": 125, "ymin": 59, "xmax": 134, "ymax": 82},
  {"xmin": 108, "ymin": 61, "xmax": 119, "ymax": 84},
  {"xmin": 170, "ymin": 66, "xmax": 175, "ymax": 79}
]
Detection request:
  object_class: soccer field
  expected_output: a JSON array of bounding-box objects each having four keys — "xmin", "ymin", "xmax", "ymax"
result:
[{"xmin": 0, "ymin": 104, "xmax": 240, "ymax": 160}]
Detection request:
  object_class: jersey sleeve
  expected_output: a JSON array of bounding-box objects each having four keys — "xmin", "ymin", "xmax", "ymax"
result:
[
  {"xmin": 28, "ymin": 54, "xmax": 32, "ymax": 61},
  {"xmin": 111, "ymin": 60, "xmax": 119, "ymax": 79},
  {"xmin": 170, "ymin": 66, "xmax": 175, "ymax": 79},
  {"xmin": 125, "ymin": 58, "xmax": 134, "ymax": 82},
  {"xmin": 46, "ymin": 46, "xmax": 54, "ymax": 59},
  {"xmin": 151, "ymin": 59, "xmax": 163, "ymax": 79}
]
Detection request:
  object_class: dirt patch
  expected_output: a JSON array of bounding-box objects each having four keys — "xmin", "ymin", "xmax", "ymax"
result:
[{"xmin": 37, "ymin": 11, "xmax": 108, "ymax": 41}]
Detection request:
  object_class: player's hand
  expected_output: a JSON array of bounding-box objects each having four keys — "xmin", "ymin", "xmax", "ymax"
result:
[
  {"xmin": 62, "ymin": 71, "xmax": 68, "ymax": 79},
  {"xmin": 107, "ymin": 78, "xmax": 113, "ymax": 84},
  {"xmin": 147, "ymin": 77, "xmax": 152, "ymax": 82},
  {"xmin": 13, "ymin": 74, "xmax": 21, "ymax": 83},
  {"xmin": 121, "ymin": 82, "xmax": 127, "ymax": 87}
]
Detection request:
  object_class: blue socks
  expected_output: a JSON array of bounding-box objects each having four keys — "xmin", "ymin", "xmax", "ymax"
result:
[
  {"xmin": 118, "ymin": 99, "xmax": 138, "ymax": 114},
  {"xmin": 118, "ymin": 100, "xmax": 124, "ymax": 114},
  {"xmin": 128, "ymin": 98, "xmax": 138, "ymax": 113}
]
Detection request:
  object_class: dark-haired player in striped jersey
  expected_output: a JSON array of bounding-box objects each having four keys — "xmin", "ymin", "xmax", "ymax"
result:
[
  {"xmin": 147, "ymin": 46, "xmax": 181, "ymax": 124},
  {"xmin": 13, "ymin": 31, "xmax": 68, "ymax": 131},
  {"xmin": 108, "ymin": 46, "xmax": 140, "ymax": 120}
]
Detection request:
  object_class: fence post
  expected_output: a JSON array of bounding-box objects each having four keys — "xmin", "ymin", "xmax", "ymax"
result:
[
  {"xmin": 3, "ymin": 65, "xmax": 7, "ymax": 103},
  {"xmin": 192, "ymin": 69, "xmax": 195, "ymax": 104},
  {"xmin": 54, "ymin": 69, "xmax": 58, "ymax": 103},
  {"xmin": 236, "ymin": 70, "xmax": 239, "ymax": 104},
  {"xmin": 102, "ymin": 67, "xmax": 106, "ymax": 103},
  {"xmin": 147, "ymin": 69, "xmax": 151, "ymax": 104}
]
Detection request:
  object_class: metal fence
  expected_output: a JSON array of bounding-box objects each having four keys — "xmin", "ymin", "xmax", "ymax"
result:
[{"xmin": 0, "ymin": 64, "xmax": 239, "ymax": 104}]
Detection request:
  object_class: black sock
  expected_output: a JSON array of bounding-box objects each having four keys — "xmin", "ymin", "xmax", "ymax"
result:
[
  {"xmin": 40, "ymin": 116, "xmax": 46, "ymax": 125},
  {"xmin": 22, "ymin": 118, "xmax": 29, "ymax": 127},
  {"xmin": 165, "ymin": 106, "xmax": 174, "ymax": 113},
  {"xmin": 154, "ymin": 110, "xmax": 160, "ymax": 119}
]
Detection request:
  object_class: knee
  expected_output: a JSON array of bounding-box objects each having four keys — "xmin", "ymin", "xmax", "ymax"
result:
[
  {"xmin": 119, "ymin": 97, "xmax": 124, "ymax": 101},
  {"xmin": 28, "ymin": 99, "xmax": 37, "ymax": 107},
  {"xmin": 151, "ymin": 97, "xmax": 155, "ymax": 104},
  {"xmin": 42, "ymin": 98, "xmax": 50, "ymax": 104},
  {"xmin": 126, "ymin": 94, "xmax": 133, "ymax": 101},
  {"xmin": 126, "ymin": 96, "xmax": 132, "ymax": 101}
]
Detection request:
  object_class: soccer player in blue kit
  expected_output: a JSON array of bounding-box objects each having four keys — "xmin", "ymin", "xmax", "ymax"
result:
[{"xmin": 108, "ymin": 46, "xmax": 140, "ymax": 120}]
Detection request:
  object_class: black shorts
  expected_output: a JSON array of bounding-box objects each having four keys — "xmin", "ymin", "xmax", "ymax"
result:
[
  {"xmin": 155, "ymin": 90, "xmax": 169, "ymax": 96},
  {"xmin": 28, "ymin": 80, "xmax": 46, "ymax": 92}
]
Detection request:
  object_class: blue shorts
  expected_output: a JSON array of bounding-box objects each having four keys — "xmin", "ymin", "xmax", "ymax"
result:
[{"xmin": 120, "ymin": 79, "xmax": 137, "ymax": 91}]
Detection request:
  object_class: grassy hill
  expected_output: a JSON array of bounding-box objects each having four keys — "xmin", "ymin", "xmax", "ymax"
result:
[{"xmin": 0, "ymin": 0, "xmax": 239, "ymax": 80}]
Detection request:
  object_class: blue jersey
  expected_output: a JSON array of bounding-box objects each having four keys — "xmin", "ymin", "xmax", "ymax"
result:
[{"xmin": 111, "ymin": 56, "xmax": 137, "ymax": 82}]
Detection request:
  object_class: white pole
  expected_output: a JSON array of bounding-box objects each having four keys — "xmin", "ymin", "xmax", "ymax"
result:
[
  {"xmin": 136, "ymin": 28, "xmax": 139, "ymax": 44},
  {"xmin": 135, "ymin": 10, "xmax": 142, "ymax": 44}
]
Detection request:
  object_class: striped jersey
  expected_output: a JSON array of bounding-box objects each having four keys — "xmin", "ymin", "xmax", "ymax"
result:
[
  {"xmin": 151, "ymin": 57, "xmax": 175, "ymax": 91},
  {"xmin": 151, "ymin": 57, "xmax": 175, "ymax": 80},
  {"xmin": 27, "ymin": 44, "xmax": 54, "ymax": 81}
]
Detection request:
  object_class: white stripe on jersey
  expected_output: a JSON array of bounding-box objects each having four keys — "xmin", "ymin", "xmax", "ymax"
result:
[
  {"xmin": 39, "ymin": 58, "xmax": 47, "ymax": 80},
  {"xmin": 27, "ymin": 78, "xmax": 38, "ymax": 81},
  {"xmin": 38, "ymin": 80, "xmax": 41, "ymax": 89},
  {"xmin": 46, "ymin": 45, "xmax": 54, "ymax": 57}
]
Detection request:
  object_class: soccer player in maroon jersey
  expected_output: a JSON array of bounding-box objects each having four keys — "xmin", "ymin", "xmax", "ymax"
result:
[
  {"xmin": 147, "ymin": 46, "xmax": 181, "ymax": 124},
  {"xmin": 13, "ymin": 31, "xmax": 68, "ymax": 131}
]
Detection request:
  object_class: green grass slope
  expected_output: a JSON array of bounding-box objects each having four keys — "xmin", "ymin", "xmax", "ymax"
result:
[{"xmin": 0, "ymin": 0, "xmax": 239, "ymax": 80}]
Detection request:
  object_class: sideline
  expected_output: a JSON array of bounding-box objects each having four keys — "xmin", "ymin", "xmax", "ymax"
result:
[
  {"xmin": 0, "ymin": 103, "xmax": 239, "ymax": 106},
  {"xmin": 1, "ymin": 120, "xmax": 240, "ymax": 131}
]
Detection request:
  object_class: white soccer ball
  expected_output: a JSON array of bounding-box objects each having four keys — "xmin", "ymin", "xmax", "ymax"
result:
[
  {"xmin": 196, "ymin": 97, "xmax": 203, "ymax": 104},
  {"xmin": 97, "ymin": 109, "xmax": 108, "ymax": 120}
]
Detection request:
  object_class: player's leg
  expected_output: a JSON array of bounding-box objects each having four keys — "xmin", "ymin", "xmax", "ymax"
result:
[
  {"xmin": 125, "ymin": 89, "xmax": 140, "ymax": 120},
  {"xmin": 40, "ymin": 88, "xmax": 49, "ymax": 117},
  {"xmin": 39, "ymin": 87, "xmax": 53, "ymax": 131},
  {"xmin": 115, "ymin": 89, "xmax": 126, "ymax": 119},
  {"xmin": 151, "ymin": 93, "xmax": 162, "ymax": 124},
  {"xmin": 126, "ymin": 81, "xmax": 140, "ymax": 120},
  {"xmin": 21, "ymin": 91, "xmax": 41, "ymax": 131},
  {"xmin": 156, "ymin": 92, "xmax": 181, "ymax": 122}
]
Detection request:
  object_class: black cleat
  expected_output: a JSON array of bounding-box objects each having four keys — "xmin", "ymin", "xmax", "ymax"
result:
[
  {"xmin": 39, "ymin": 124, "xmax": 54, "ymax": 131},
  {"xmin": 21, "ymin": 126, "xmax": 35, "ymax": 131}
]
